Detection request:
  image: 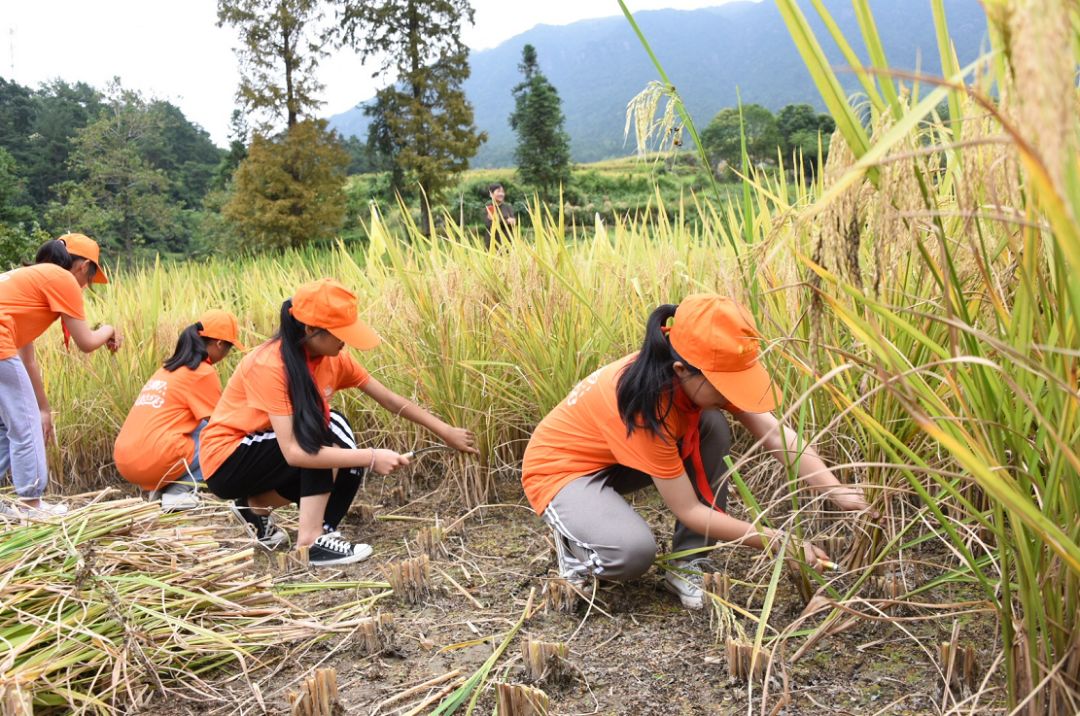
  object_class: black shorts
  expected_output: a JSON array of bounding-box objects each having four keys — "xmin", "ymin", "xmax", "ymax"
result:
[{"xmin": 205, "ymin": 410, "xmax": 361, "ymax": 503}]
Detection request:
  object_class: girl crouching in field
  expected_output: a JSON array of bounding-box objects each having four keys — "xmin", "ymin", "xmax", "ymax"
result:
[
  {"xmin": 199, "ymin": 278, "xmax": 478, "ymax": 567},
  {"xmin": 113, "ymin": 310, "xmax": 243, "ymax": 512},
  {"xmin": 0, "ymin": 234, "xmax": 121, "ymax": 518},
  {"xmin": 522, "ymin": 294, "xmax": 871, "ymax": 608}
]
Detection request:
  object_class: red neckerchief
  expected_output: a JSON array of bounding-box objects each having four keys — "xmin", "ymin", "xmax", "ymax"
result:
[
  {"xmin": 306, "ymin": 355, "xmax": 331, "ymax": 425},
  {"xmin": 672, "ymin": 382, "xmax": 725, "ymax": 513}
]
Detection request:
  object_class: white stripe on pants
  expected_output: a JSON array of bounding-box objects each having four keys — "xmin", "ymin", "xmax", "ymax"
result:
[{"xmin": 0, "ymin": 355, "xmax": 48, "ymax": 498}]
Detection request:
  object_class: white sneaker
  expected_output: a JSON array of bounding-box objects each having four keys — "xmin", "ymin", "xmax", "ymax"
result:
[
  {"xmin": 0, "ymin": 501, "xmax": 22, "ymax": 522},
  {"xmin": 160, "ymin": 482, "xmax": 199, "ymax": 512},
  {"xmin": 20, "ymin": 499, "xmax": 69, "ymax": 519},
  {"xmin": 663, "ymin": 558, "xmax": 712, "ymax": 610},
  {"xmin": 308, "ymin": 534, "xmax": 373, "ymax": 567},
  {"xmin": 551, "ymin": 528, "xmax": 589, "ymax": 587}
]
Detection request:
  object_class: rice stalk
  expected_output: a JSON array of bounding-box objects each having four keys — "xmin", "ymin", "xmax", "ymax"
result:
[{"xmin": 0, "ymin": 495, "xmax": 386, "ymax": 713}]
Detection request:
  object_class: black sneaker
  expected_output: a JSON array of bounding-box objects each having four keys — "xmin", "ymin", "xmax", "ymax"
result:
[
  {"xmin": 308, "ymin": 534, "xmax": 373, "ymax": 567},
  {"xmin": 229, "ymin": 499, "xmax": 288, "ymax": 550}
]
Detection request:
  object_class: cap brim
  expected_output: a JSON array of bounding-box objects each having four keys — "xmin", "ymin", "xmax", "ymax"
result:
[
  {"xmin": 200, "ymin": 332, "xmax": 246, "ymax": 352},
  {"xmin": 702, "ymin": 361, "xmax": 780, "ymax": 413},
  {"xmin": 92, "ymin": 268, "xmax": 109, "ymax": 285},
  {"xmin": 328, "ymin": 319, "xmax": 381, "ymax": 350}
]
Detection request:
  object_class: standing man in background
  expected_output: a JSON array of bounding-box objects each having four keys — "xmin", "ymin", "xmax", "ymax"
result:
[{"xmin": 484, "ymin": 183, "xmax": 516, "ymax": 247}]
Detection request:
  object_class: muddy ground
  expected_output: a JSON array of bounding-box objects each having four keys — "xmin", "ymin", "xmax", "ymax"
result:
[{"xmin": 144, "ymin": 465, "xmax": 1004, "ymax": 716}]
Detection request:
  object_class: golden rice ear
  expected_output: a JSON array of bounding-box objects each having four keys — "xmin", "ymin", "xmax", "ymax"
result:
[{"xmin": 1007, "ymin": 0, "xmax": 1075, "ymax": 191}]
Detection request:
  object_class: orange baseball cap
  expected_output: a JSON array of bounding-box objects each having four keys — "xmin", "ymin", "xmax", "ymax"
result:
[
  {"xmin": 198, "ymin": 309, "xmax": 246, "ymax": 351},
  {"xmin": 58, "ymin": 233, "xmax": 108, "ymax": 284},
  {"xmin": 289, "ymin": 278, "xmax": 380, "ymax": 350},
  {"xmin": 668, "ymin": 294, "xmax": 781, "ymax": 413}
]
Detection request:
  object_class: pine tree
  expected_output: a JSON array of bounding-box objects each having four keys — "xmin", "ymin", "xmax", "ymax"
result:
[
  {"xmin": 222, "ymin": 119, "xmax": 349, "ymax": 250},
  {"xmin": 217, "ymin": 0, "xmax": 327, "ymax": 131},
  {"xmin": 509, "ymin": 45, "xmax": 570, "ymax": 201},
  {"xmin": 336, "ymin": 0, "xmax": 485, "ymax": 234}
]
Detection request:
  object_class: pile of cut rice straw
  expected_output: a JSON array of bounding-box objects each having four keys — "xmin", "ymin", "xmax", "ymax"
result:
[{"xmin": 0, "ymin": 494, "xmax": 380, "ymax": 713}]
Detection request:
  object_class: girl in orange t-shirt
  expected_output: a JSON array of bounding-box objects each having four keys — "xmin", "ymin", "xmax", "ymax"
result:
[
  {"xmin": 0, "ymin": 235, "xmax": 121, "ymax": 518},
  {"xmin": 113, "ymin": 310, "xmax": 244, "ymax": 512},
  {"xmin": 521, "ymin": 294, "xmax": 873, "ymax": 608},
  {"xmin": 200, "ymin": 278, "xmax": 479, "ymax": 567}
]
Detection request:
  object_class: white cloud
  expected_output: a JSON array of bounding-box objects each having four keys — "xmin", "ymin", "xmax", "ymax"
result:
[{"xmin": 2, "ymin": 0, "xmax": 752, "ymax": 145}]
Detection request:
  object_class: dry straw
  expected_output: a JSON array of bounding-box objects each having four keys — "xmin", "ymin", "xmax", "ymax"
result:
[
  {"xmin": 542, "ymin": 578, "xmax": 579, "ymax": 613},
  {"xmin": 521, "ymin": 637, "xmax": 569, "ymax": 683},
  {"xmin": 0, "ymin": 495, "xmax": 380, "ymax": 712},
  {"xmin": 726, "ymin": 639, "xmax": 771, "ymax": 683},
  {"xmin": 417, "ymin": 524, "xmax": 448, "ymax": 558},
  {"xmin": 356, "ymin": 613, "xmax": 395, "ymax": 655},
  {"xmin": 494, "ymin": 682, "xmax": 549, "ymax": 716},
  {"xmin": 382, "ymin": 554, "xmax": 432, "ymax": 604},
  {"xmin": 288, "ymin": 668, "xmax": 340, "ymax": 716}
]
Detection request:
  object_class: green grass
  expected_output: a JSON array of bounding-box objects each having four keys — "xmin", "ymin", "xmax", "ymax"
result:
[{"xmin": 345, "ymin": 152, "xmax": 729, "ymax": 234}]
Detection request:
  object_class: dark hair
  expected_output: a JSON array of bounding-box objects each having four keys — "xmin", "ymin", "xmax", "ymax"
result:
[
  {"xmin": 76, "ymin": 258, "xmax": 99, "ymax": 283},
  {"xmin": 276, "ymin": 298, "xmax": 329, "ymax": 454},
  {"xmin": 163, "ymin": 323, "xmax": 210, "ymax": 372},
  {"xmin": 487, "ymin": 182, "xmax": 504, "ymax": 194},
  {"xmin": 33, "ymin": 240, "xmax": 74, "ymax": 269},
  {"xmin": 616, "ymin": 303, "xmax": 702, "ymax": 439},
  {"xmin": 31, "ymin": 239, "xmax": 97, "ymax": 282}
]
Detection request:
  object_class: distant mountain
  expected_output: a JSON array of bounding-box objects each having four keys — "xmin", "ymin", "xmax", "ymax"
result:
[{"xmin": 328, "ymin": 0, "xmax": 987, "ymax": 167}]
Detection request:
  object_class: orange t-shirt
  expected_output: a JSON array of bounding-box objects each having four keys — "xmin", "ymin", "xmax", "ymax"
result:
[
  {"xmin": 0, "ymin": 264, "xmax": 86, "ymax": 359},
  {"xmin": 521, "ymin": 353, "xmax": 690, "ymax": 514},
  {"xmin": 113, "ymin": 362, "xmax": 223, "ymax": 490},
  {"xmin": 199, "ymin": 341, "xmax": 371, "ymax": 480}
]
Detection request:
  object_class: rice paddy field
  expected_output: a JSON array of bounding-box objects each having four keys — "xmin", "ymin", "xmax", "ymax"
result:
[{"xmin": 3, "ymin": 1, "xmax": 1079, "ymax": 714}]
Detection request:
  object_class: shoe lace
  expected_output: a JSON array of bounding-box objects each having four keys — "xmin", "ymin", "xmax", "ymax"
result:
[
  {"xmin": 317, "ymin": 535, "xmax": 352, "ymax": 554},
  {"xmin": 251, "ymin": 513, "xmax": 277, "ymax": 538}
]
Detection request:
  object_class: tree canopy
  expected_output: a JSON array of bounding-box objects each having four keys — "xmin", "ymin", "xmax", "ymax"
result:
[
  {"xmin": 509, "ymin": 44, "xmax": 570, "ymax": 201},
  {"xmin": 217, "ymin": 0, "xmax": 329, "ymax": 131},
  {"xmin": 337, "ymin": 0, "xmax": 485, "ymax": 233},
  {"xmin": 222, "ymin": 118, "xmax": 349, "ymax": 251}
]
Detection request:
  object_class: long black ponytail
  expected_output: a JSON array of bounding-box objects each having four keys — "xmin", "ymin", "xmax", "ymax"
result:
[
  {"xmin": 276, "ymin": 298, "xmax": 329, "ymax": 454},
  {"xmin": 32, "ymin": 240, "xmax": 74, "ymax": 269},
  {"xmin": 616, "ymin": 303, "xmax": 702, "ymax": 439},
  {"xmin": 163, "ymin": 323, "xmax": 209, "ymax": 372}
]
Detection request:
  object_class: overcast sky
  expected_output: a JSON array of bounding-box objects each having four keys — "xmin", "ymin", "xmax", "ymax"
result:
[{"xmin": 1, "ymin": 1, "xmax": 749, "ymax": 145}]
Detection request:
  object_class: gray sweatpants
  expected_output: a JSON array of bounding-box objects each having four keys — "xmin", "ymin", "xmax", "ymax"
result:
[
  {"xmin": 0, "ymin": 355, "xmax": 49, "ymax": 499},
  {"xmin": 543, "ymin": 409, "xmax": 732, "ymax": 581}
]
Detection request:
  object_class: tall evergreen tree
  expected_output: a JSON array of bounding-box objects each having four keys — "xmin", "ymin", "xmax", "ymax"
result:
[
  {"xmin": 509, "ymin": 45, "xmax": 570, "ymax": 201},
  {"xmin": 217, "ymin": 0, "xmax": 327, "ymax": 131},
  {"xmin": 337, "ymin": 0, "xmax": 486, "ymax": 234},
  {"xmin": 222, "ymin": 119, "xmax": 349, "ymax": 251}
]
